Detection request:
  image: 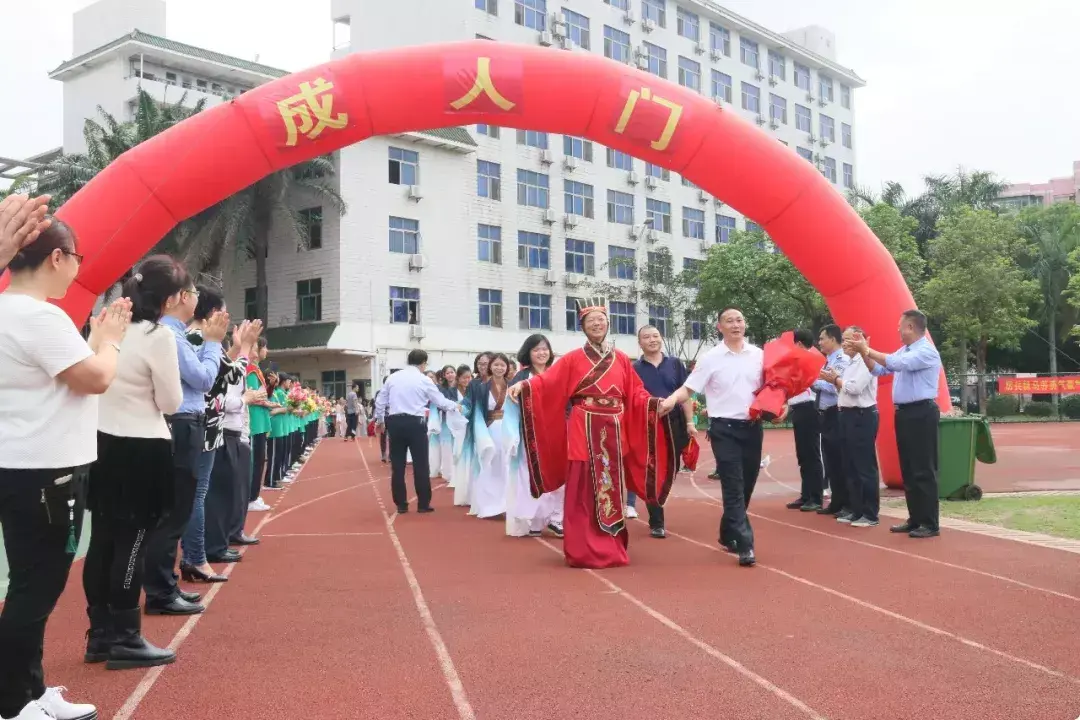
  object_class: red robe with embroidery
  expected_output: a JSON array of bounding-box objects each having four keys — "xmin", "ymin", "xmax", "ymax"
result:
[{"xmin": 519, "ymin": 343, "xmax": 676, "ymax": 568}]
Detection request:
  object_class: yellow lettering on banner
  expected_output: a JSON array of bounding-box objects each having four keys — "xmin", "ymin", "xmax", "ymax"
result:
[
  {"xmin": 613, "ymin": 86, "xmax": 684, "ymax": 152},
  {"xmin": 450, "ymin": 58, "xmax": 516, "ymax": 111},
  {"xmin": 277, "ymin": 78, "xmax": 349, "ymax": 147}
]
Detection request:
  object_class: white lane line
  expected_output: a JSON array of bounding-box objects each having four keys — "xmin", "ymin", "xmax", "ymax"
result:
[
  {"xmin": 259, "ymin": 479, "xmax": 375, "ymax": 528},
  {"xmin": 359, "ymin": 446, "xmax": 476, "ymax": 720},
  {"xmin": 113, "ymin": 443, "xmax": 325, "ymax": 719},
  {"xmin": 692, "ymin": 472, "xmax": 1080, "ymax": 603},
  {"xmin": 260, "ymin": 532, "xmax": 385, "ymax": 538},
  {"xmin": 532, "ymin": 537, "xmax": 826, "ymax": 720},
  {"xmin": 652, "ymin": 517, "xmax": 1080, "ymax": 686}
]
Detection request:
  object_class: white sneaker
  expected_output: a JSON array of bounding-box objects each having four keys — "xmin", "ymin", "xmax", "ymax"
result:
[
  {"xmin": 36, "ymin": 687, "xmax": 97, "ymax": 720},
  {"xmin": 626, "ymin": 506, "xmax": 639, "ymax": 519},
  {"xmin": 248, "ymin": 499, "xmax": 270, "ymax": 512},
  {"xmin": 6, "ymin": 702, "xmax": 54, "ymax": 720},
  {"xmin": 760, "ymin": 454, "xmax": 772, "ymax": 469}
]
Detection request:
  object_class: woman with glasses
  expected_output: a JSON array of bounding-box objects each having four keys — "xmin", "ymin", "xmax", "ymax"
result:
[{"xmin": 0, "ymin": 209, "xmax": 130, "ymax": 720}]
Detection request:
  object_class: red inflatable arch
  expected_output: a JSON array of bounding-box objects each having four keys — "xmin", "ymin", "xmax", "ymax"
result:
[{"xmin": 6, "ymin": 40, "xmax": 949, "ymax": 485}]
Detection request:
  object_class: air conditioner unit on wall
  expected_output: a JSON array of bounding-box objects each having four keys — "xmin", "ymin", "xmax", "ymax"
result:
[
  {"xmin": 644, "ymin": 175, "xmax": 658, "ymax": 189},
  {"xmin": 407, "ymin": 185, "xmax": 422, "ymax": 201},
  {"xmin": 564, "ymin": 214, "xmax": 579, "ymax": 229},
  {"xmin": 543, "ymin": 208, "xmax": 557, "ymax": 224},
  {"xmin": 545, "ymin": 269, "xmax": 560, "ymax": 284},
  {"xmin": 408, "ymin": 253, "xmax": 425, "ymax": 270},
  {"xmin": 409, "ymin": 324, "xmax": 425, "ymax": 340},
  {"xmin": 563, "ymin": 155, "xmax": 578, "ymax": 171}
]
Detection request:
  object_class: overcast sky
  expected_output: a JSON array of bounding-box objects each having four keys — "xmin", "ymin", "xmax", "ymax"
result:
[{"xmin": 3, "ymin": 0, "xmax": 1078, "ymax": 196}]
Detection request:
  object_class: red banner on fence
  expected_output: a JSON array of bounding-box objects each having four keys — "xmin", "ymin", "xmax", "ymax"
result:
[{"xmin": 997, "ymin": 376, "xmax": 1080, "ymax": 394}]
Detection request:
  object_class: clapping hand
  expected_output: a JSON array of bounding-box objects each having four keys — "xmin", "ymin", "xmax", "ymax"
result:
[
  {"xmin": 819, "ymin": 368, "xmax": 838, "ymax": 384},
  {"xmin": 845, "ymin": 332, "xmax": 869, "ymax": 356},
  {"xmin": 203, "ymin": 310, "xmax": 230, "ymax": 343},
  {"xmin": 0, "ymin": 194, "xmax": 52, "ymax": 269},
  {"xmin": 88, "ymin": 297, "xmax": 132, "ymax": 350}
]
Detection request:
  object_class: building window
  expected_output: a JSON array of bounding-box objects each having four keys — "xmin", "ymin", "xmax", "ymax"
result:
[
  {"xmin": 610, "ymin": 301, "xmax": 636, "ymax": 335},
  {"xmin": 796, "ymin": 147, "xmax": 813, "ymax": 162},
  {"xmin": 388, "ymin": 147, "xmax": 419, "ymax": 185},
  {"xmin": 478, "ymin": 223, "xmax": 502, "ymax": 264},
  {"xmin": 604, "ymin": 0, "xmax": 629, "ymax": 9},
  {"xmin": 842, "ymin": 123, "xmax": 852, "ymax": 149},
  {"xmin": 476, "ymin": 123, "xmax": 500, "ymax": 138},
  {"xmin": 643, "ymin": 42, "xmax": 667, "ymax": 78},
  {"xmin": 819, "ymin": 74, "xmax": 834, "ymax": 103},
  {"xmin": 822, "ymin": 157, "xmax": 837, "ymax": 183},
  {"xmin": 609, "ymin": 245, "xmax": 636, "ymax": 280},
  {"xmin": 682, "ymin": 207, "xmax": 705, "ymax": 239},
  {"xmin": 603, "ymin": 25, "xmax": 631, "ymax": 63},
  {"xmin": 746, "ymin": 221, "xmax": 763, "ymax": 234},
  {"xmin": 299, "ymin": 207, "xmax": 322, "ymax": 250},
  {"xmin": 562, "ymin": 8, "xmax": 590, "ymax": 49},
  {"xmin": 794, "ymin": 63, "xmax": 811, "ymax": 92},
  {"xmin": 607, "ymin": 189, "xmax": 634, "ymax": 224},
  {"xmin": 389, "ymin": 216, "xmax": 420, "ymax": 254},
  {"xmin": 709, "ymin": 22, "xmax": 730, "ymax": 56},
  {"xmin": 676, "ymin": 7, "xmax": 699, "ymax": 41},
  {"xmin": 716, "ymin": 214, "xmax": 736, "ymax": 243},
  {"xmin": 741, "ymin": 82, "xmax": 760, "ymax": 114},
  {"xmin": 514, "ymin": 0, "xmax": 547, "ymax": 30},
  {"xmin": 820, "ymin": 114, "xmax": 835, "ymax": 143},
  {"xmin": 478, "ymin": 288, "xmax": 503, "ymax": 328},
  {"xmin": 564, "ymin": 180, "xmax": 595, "ymax": 218},
  {"xmin": 841, "ymin": 84, "xmax": 851, "ymax": 109},
  {"xmin": 563, "ymin": 135, "xmax": 594, "ymax": 162},
  {"xmin": 518, "ymin": 231, "xmax": 551, "ymax": 269},
  {"xmin": 518, "ymin": 292, "xmax": 552, "ymax": 330},
  {"xmin": 649, "ymin": 305, "xmax": 670, "ymax": 336},
  {"xmin": 681, "ymin": 176, "xmax": 698, "ymax": 189},
  {"xmin": 389, "ymin": 286, "xmax": 420, "ymax": 324},
  {"xmin": 517, "ymin": 169, "xmax": 550, "ymax": 208},
  {"xmin": 795, "ymin": 104, "xmax": 811, "ymax": 132},
  {"xmin": 243, "ymin": 288, "xmax": 257, "ymax": 321},
  {"xmin": 606, "ymin": 148, "xmax": 634, "ymax": 171},
  {"xmin": 321, "ymin": 370, "xmax": 346, "ymax": 400},
  {"xmin": 769, "ymin": 94, "xmax": 787, "ymax": 124},
  {"xmin": 683, "ymin": 256, "xmax": 701, "ymax": 273},
  {"xmin": 768, "ymin": 50, "xmax": 786, "ymax": 81},
  {"xmin": 516, "ymin": 129, "xmax": 549, "ymax": 149},
  {"xmin": 641, "ymin": 0, "xmax": 665, "ymax": 27},
  {"xmin": 739, "ymin": 37, "xmax": 759, "ymax": 68},
  {"xmin": 677, "ymin": 56, "xmax": 701, "ymax": 92},
  {"xmin": 645, "ymin": 198, "xmax": 672, "ymax": 233},
  {"xmin": 565, "ymin": 238, "xmax": 595, "ymax": 275},
  {"xmin": 711, "ymin": 70, "xmax": 732, "ymax": 103},
  {"xmin": 477, "ymin": 160, "xmax": 502, "ymax": 200},
  {"xmin": 296, "ymin": 279, "xmax": 322, "ymax": 322},
  {"xmin": 647, "ymin": 250, "xmax": 672, "ymax": 280},
  {"xmin": 644, "ymin": 162, "xmax": 670, "ymax": 180},
  {"xmin": 843, "ymin": 163, "xmax": 854, "ymax": 189},
  {"xmin": 565, "ymin": 296, "xmax": 582, "ymax": 331},
  {"xmin": 475, "ymin": 0, "xmax": 497, "ymax": 14}
]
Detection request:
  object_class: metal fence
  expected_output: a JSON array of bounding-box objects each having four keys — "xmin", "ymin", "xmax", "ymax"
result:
[{"xmin": 948, "ymin": 372, "xmax": 1080, "ymax": 422}]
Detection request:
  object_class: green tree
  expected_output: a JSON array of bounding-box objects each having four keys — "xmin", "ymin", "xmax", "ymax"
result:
[
  {"xmin": 1015, "ymin": 202, "xmax": 1080, "ymax": 410},
  {"xmin": 858, "ymin": 202, "xmax": 927, "ymax": 296},
  {"xmin": 585, "ymin": 245, "xmax": 716, "ymax": 363},
  {"xmin": 921, "ymin": 208, "xmax": 1039, "ymax": 412}
]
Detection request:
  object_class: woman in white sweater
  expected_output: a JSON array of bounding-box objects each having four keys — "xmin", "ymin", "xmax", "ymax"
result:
[{"xmin": 82, "ymin": 255, "xmax": 191, "ymax": 672}]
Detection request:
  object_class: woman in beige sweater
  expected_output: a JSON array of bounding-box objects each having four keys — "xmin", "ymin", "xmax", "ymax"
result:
[{"xmin": 82, "ymin": 255, "xmax": 192, "ymax": 672}]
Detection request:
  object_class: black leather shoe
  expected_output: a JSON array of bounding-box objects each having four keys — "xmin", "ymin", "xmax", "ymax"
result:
[
  {"xmin": 800, "ymin": 502, "xmax": 823, "ymax": 512},
  {"xmin": 229, "ymin": 534, "xmax": 260, "ymax": 546},
  {"xmin": 417, "ymin": 506, "xmax": 435, "ymax": 514},
  {"xmin": 84, "ymin": 605, "xmax": 110, "ymax": 663},
  {"xmin": 145, "ymin": 597, "xmax": 204, "ymax": 616},
  {"xmin": 179, "ymin": 590, "xmax": 201, "ymax": 604},
  {"xmin": 720, "ymin": 540, "xmax": 737, "ymax": 553},
  {"xmin": 207, "ymin": 550, "xmax": 242, "ymax": 563},
  {"xmin": 890, "ymin": 522, "xmax": 916, "ymax": 534},
  {"xmin": 817, "ymin": 504, "xmax": 842, "ymax": 515},
  {"xmin": 650, "ymin": 527, "xmax": 667, "ymax": 539},
  {"xmin": 909, "ymin": 526, "xmax": 940, "ymax": 539},
  {"xmin": 738, "ymin": 549, "xmax": 757, "ymax": 567},
  {"xmin": 396, "ymin": 504, "xmax": 409, "ymax": 514},
  {"xmin": 107, "ymin": 607, "xmax": 176, "ymax": 670},
  {"xmin": 786, "ymin": 499, "xmax": 806, "ymax": 509}
]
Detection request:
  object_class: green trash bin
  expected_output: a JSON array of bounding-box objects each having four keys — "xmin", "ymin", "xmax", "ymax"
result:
[{"xmin": 937, "ymin": 414, "xmax": 997, "ymax": 501}]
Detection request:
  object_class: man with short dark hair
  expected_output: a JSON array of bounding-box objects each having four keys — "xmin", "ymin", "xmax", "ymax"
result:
[
  {"xmin": 374, "ymin": 350, "xmax": 461, "ymax": 514},
  {"xmin": 344, "ymin": 382, "xmax": 360, "ymax": 440},
  {"xmin": 850, "ymin": 309, "xmax": 943, "ymax": 538},
  {"xmin": 785, "ymin": 328, "xmax": 826, "ymax": 511},
  {"xmin": 814, "ymin": 324, "xmax": 850, "ymax": 516}
]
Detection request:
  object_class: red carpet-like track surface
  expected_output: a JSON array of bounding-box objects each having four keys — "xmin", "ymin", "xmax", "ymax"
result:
[{"xmin": 34, "ymin": 436, "xmax": 1080, "ymax": 719}]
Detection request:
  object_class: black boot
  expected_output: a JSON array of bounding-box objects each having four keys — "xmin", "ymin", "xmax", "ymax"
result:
[
  {"xmin": 84, "ymin": 605, "xmax": 110, "ymax": 663},
  {"xmin": 106, "ymin": 607, "xmax": 177, "ymax": 670}
]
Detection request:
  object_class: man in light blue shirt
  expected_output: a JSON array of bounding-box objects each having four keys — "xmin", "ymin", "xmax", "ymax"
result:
[
  {"xmin": 375, "ymin": 350, "xmax": 461, "ymax": 515},
  {"xmin": 851, "ymin": 309, "xmax": 943, "ymax": 539},
  {"xmin": 813, "ymin": 324, "xmax": 851, "ymax": 516}
]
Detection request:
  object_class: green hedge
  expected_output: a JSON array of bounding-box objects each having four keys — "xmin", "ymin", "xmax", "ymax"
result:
[
  {"xmin": 1061, "ymin": 395, "xmax": 1080, "ymax": 420},
  {"xmin": 1024, "ymin": 400, "xmax": 1054, "ymax": 417},
  {"xmin": 985, "ymin": 394, "xmax": 1019, "ymax": 418}
]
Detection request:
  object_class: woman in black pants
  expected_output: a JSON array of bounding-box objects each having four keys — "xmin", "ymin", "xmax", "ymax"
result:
[{"xmin": 83, "ymin": 256, "xmax": 192, "ymax": 670}]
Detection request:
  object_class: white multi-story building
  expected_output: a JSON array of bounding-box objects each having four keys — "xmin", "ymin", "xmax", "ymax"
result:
[{"xmin": 46, "ymin": 0, "xmax": 863, "ymax": 400}]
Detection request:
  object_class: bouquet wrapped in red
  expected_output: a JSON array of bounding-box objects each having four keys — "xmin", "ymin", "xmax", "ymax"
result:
[
  {"xmin": 750, "ymin": 331, "xmax": 827, "ymax": 422},
  {"xmin": 681, "ymin": 434, "xmax": 701, "ymax": 472}
]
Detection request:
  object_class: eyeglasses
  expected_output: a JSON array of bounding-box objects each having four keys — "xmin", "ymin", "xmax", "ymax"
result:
[
  {"xmin": 184, "ymin": 288, "xmax": 200, "ymax": 298},
  {"xmin": 61, "ymin": 249, "xmax": 84, "ymax": 265}
]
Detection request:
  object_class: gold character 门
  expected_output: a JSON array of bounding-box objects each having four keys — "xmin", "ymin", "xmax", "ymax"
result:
[{"xmin": 613, "ymin": 86, "xmax": 683, "ymax": 152}]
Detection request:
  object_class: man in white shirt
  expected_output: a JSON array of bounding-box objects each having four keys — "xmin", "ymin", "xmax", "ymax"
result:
[
  {"xmin": 659, "ymin": 307, "xmax": 766, "ymax": 567},
  {"xmin": 374, "ymin": 350, "xmax": 461, "ymax": 514},
  {"xmin": 785, "ymin": 329, "xmax": 826, "ymax": 512},
  {"xmin": 821, "ymin": 326, "xmax": 880, "ymax": 528}
]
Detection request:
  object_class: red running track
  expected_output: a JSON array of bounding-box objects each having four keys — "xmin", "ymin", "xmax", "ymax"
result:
[{"xmin": 35, "ymin": 436, "xmax": 1080, "ymax": 719}]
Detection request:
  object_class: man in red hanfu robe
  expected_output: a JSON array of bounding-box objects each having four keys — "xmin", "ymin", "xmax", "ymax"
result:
[{"xmin": 507, "ymin": 297, "xmax": 676, "ymax": 569}]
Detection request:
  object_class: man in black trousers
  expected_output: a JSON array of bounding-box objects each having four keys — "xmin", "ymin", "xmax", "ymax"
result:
[
  {"xmin": 373, "ymin": 350, "xmax": 461, "ymax": 514},
  {"xmin": 785, "ymin": 328, "xmax": 826, "ymax": 512},
  {"xmin": 813, "ymin": 325, "xmax": 850, "ymax": 517}
]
